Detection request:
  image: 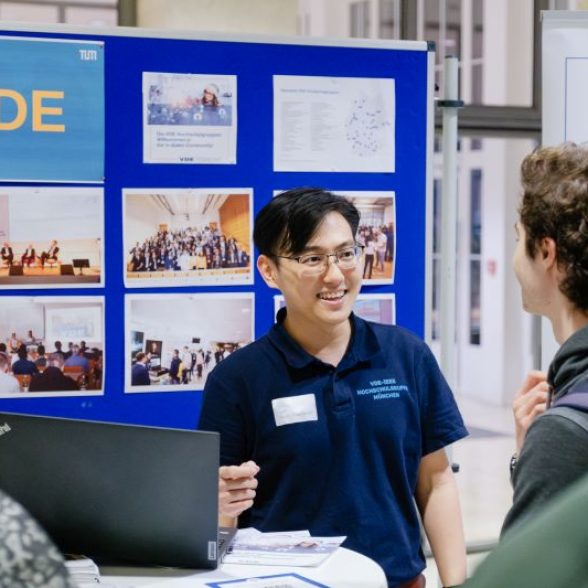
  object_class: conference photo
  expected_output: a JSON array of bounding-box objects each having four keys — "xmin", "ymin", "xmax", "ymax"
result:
[
  {"xmin": 123, "ymin": 188, "xmax": 253, "ymax": 287},
  {"xmin": 342, "ymin": 191, "xmax": 396, "ymax": 285},
  {"xmin": 125, "ymin": 293, "xmax": 254, "ymax": 393},
  {"xmin": 0, "ymin": 296, "xmax": 105, "ymax": 397},
  {"xmin": 0, "ymin": 187, "xmax": 104, "ymax": 288}
]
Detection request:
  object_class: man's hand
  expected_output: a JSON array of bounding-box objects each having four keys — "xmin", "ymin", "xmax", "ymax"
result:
[
  {"xmin": 219, "ymin": 460, "xmax": 260, "ymax": 519},
  {"xmin": 513, "ymin": 371, "xmax": 549, "ymax": 453}
]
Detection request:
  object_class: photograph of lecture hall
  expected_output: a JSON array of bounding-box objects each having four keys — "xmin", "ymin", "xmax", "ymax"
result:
[
  {"xmin": 0, "ymin": 188, "xmax": 103, "ymax": 287},
  {"xmin": 0, "ymin": 297, "xmax": 104, "ymax": 396},
  {"xmin": 1, "ymin": 1, "xmax": 588, "ymax": 588},
  {"xmin": 126, "ymin": 294, "xmax": 253, "ymax": 392},
  {"xmin": 124, "ymin": 189, "xmax": 252, "ymax": 286}
]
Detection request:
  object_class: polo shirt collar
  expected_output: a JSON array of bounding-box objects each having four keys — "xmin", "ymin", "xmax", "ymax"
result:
[{"xmin": 267, "ymin": 308, "xmax": 382, "ymax": 370}]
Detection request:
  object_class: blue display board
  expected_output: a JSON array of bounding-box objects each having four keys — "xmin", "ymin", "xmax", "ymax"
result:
[{"xmin": 0, "ymin": 24, "xmax": 432, "ymax": 429}]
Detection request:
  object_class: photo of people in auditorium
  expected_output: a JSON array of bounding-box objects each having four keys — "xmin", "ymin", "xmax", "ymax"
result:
[
  {"xmin": 124, "ymin": 189, "xmax": 252, "ymax": 286},
  {"xmin": 126, "ymin": 293, "xmax": 253, "ymax": 392},
  {"xmin": 0, "ymin": 188, "xmax": 104, "ymax": 287},
  {"xmin": 0, "ymin": 297, "xmax": 104, "ymax": 396},
  {"xmin": 342, "ymin": 191, "xmax": 396, "ymax": 284}
]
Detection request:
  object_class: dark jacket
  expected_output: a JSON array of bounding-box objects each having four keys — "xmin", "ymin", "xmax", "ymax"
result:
[
  {"xmin": 502, "ymin": 324, "xmax": 588, "ymax": 534},
  {"xmin": 28, "ymin": 367, "xmax": 79, "ymax": 392}
]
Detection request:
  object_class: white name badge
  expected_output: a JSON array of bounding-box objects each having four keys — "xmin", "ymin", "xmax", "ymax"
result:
[{"xmin": 272, "ymin": 394, "xmax": 318, "ymax": 427}]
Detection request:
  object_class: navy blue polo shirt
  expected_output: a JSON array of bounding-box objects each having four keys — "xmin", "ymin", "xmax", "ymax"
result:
[{"xmin": 199, "ymin": 310, "xmax": 467, "ymax": 587}]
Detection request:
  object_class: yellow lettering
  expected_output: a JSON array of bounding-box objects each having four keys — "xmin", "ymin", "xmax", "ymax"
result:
[
  {"xmin": 0, "ymin": 89, "xmax": 27, "ymax": 131},
  {"xmin": 32, "ymin": 90, "xmax": 65, "ymax": 132}
]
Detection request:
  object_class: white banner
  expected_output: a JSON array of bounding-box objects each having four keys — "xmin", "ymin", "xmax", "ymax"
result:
[{"xmin": 541, "ymin": 11, "xmax": 588, "ymax": 366}]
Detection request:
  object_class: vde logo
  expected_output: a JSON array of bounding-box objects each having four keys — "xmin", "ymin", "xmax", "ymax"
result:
[
  {"xmin": 0, "ymin": 89, "xmax": 65, "ymax": 132},
  {"xmin": 0, "ymin": 423, "xmax": 12, "ymax": 436}
]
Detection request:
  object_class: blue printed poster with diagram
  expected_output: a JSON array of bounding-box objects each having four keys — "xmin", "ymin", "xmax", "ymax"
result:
[{"xmin": 0, "ymin": 36, "xmax": 104, "ymax": 182}]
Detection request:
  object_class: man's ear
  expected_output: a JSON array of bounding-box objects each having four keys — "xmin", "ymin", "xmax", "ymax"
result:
[
  {"xmin": 539, "ymin": 237, "xmax": 557, "ymax": 268},
  {"xmin": 257, "ymin": 254, "xmax": 280, "ymax": 289}
]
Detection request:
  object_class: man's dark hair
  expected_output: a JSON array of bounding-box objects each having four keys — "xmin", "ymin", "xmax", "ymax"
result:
[
  {"xmin": 0, "ymin": 343, "xmax": 6, "ymax": 353},
  {"xmin": 520, "ymin": 142, "xmax": 588, "ymax": 311},
  {"xmin": 54, "ymin": 341, "xmax": 62, "ymax": 351},
  {"xmin": 253, "ymin": 188, "xmax": 360, "ymax": 257},
  {"xmin": 135, "ymin": 352, "xmax": 146, "ymax": 363},
  {"xmin": 37, "ymin": 345, "xmax": 45, "ymax": 356}
]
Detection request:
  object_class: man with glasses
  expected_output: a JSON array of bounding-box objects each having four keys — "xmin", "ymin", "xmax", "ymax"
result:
[{"xmin": 200, "ymin": 188, "xmax": 468, "ymax": 588}]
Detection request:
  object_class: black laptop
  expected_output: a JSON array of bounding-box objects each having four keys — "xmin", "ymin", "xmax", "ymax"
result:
[{"xmin": 0, "ymin": 412, "xmax": 226, "ymax": 569}]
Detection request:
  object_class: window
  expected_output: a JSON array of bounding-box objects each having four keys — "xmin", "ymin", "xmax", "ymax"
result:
[
  {"xmin": 431, "ymin": 178, "xmax": 442, "ymax": 340},
  {"xmin": 0, "ymin": 0, "xmax": 118, "ymax": 26},
  {"xmin": 469, "ymin": 169, "xmax": 482, "ymax": 345},
  {"xmin": 350, "ymin": 1, "xmax": 371, "ymax": 38},
  {"xmin": 379, "ymin": 0, "xmax": 400, "ymax": 39}
]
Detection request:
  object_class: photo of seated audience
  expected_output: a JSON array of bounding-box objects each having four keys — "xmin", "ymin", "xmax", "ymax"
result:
[
  {"xmin": 0, "ymin": 188, "xmax": 104, "ymax": 288},
  {"xmin": 126, "ymin": 293, "xmax": 253, "ymax": 392},
  {"xmin": 0, "ymin": 297, "xmax": 104, "ymax": 397},
  {"xmin": 342, "ymin": 192, "xmax": 396, "ymax": 284},
  {"xmin": 124, "ymin": 189, "xmax": 252, "ymax": 287}
]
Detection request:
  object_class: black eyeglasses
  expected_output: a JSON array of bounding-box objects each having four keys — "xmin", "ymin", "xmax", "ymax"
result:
[{"xmin": 273, "ymin": 245, "xmax": 364, "ymax": 274}]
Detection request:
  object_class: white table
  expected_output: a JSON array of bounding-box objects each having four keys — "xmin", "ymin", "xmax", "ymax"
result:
[{"xmin": 100, "ymin": 547, "xmax": 387, "ymax": 587}]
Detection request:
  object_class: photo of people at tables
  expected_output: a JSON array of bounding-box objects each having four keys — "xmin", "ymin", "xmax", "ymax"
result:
[
  {"xmin": 0, "ymin": 188, "xmax": 104, "ymax": 288},
  {"xmin": 124, "ymin": 188, "xmax": 253, "ymax": 287},
  {"xmin": 125, "ymin": 293, "xmax": 253, "ymax": 392},
  {"xmin": 342, "ymin": 191, "xmax": 396, "ymax": 284},
  {"xmin": 0, "ymin": 297, "xmax": 104, "ymax": 397}
]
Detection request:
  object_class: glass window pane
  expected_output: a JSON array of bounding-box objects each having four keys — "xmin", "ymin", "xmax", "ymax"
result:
[
  {"xmin": 469, "ymin": 259, "xmax": 481, "ymax": 345},
  {"xmin": 350, "ymin": 1, "xmax": 370, "ymax": 38},
  {"xmin": 65, "ymin": 6, "xmax": 117, "ymax": 26},
  {"xmin": 432, "ymin": 257, "xmax": 440, "ymax": 340},
  {"xmin": 0, "ymin": 2, "xmax": 59, "ymax": 22},
  {"xmin": 433, "ymin": 178, "xmax": 442, "ymax": 254},
  {"xmin": 472, "ymin": 0, "xmax": 484, "ymax": 59},
  {"xmin": 379, "ymin": 0, "xmax": 399, "ymax": 39},
  {"xmin": 470, "ymin": 169, "xmax": 482, "ymax": 255}
]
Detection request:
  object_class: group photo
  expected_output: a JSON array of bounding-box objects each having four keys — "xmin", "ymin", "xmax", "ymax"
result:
[
  {"xmin": 125, "ymin": 293, "xmax": 254, "ymax": 392},
  {"xmin": 124, "ymin": 188, "xmax": 253, "ymax": 287},
  {"xmin": 342, "ymin": 191, "xmax": 396, "ymax": 285},
  {"xmin": 0, "ymin": 296, "xmax": 104, "ymax": 397},
  {"xmin": 0, "ymin": 188, "xmax": 104, "ymax": 288}
]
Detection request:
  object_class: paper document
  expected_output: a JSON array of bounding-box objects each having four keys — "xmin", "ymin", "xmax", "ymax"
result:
[{"xmin": 222, "ymin": 528, "xmax": 346, "ymax": 567}]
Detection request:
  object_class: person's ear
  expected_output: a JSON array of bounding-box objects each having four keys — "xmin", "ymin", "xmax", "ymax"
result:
[
  {"xmin": 539, "ymin": 237, "xmax": 557, "ymax": 268},
  {"xmin": 257, "ymin": 255, "xmax": 280, "ymax": 289}
]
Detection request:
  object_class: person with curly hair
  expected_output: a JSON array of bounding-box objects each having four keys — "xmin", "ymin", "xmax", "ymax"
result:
[
  {"xmin": 502, "ymin": 142, "xmax": 588, "ymax": 534},
  {"xmin": 0, "ymin": 489, "xmax": 76, "ymax": 587}
]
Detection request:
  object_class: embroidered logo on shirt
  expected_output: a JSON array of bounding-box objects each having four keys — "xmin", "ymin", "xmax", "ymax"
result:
[{"xmin": 356, "ymin": 378, "xmax": 408, "ymax": 400}]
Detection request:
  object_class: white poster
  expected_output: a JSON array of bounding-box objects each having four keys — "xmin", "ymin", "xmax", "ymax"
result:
[
  {"xmin": 274, "ymin": 75, "xmax": 395, "ymax": 173},
  {"xmin": 543, "ymin": 12, "xmax": 588, "ymax": 145},
  {"xmin": 143, "ymin": 72, "xmax": 237, "ymax": 164},
  {"xmin": 541, "ymin": 12, "xmax": 588, "ymax": 367}
]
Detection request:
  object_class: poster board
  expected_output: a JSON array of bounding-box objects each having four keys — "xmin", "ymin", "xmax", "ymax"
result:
[
  {"xmin": 541, "ymin": 11, "xmax": 588, "ymax": 368},
  {"xmin": 0, "ymin": 23, "xmax": 433, "ymax": 429}
]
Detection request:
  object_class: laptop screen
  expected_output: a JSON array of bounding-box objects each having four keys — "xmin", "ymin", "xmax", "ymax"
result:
[{"xmin": 0, "ymin": 412, "xmax": 220, "ymax": 569}]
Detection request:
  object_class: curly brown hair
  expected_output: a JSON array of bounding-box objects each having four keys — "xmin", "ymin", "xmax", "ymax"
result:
[{"xmin": 519, "ymin": 143, "xmax": 588, "ymax": 311}]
